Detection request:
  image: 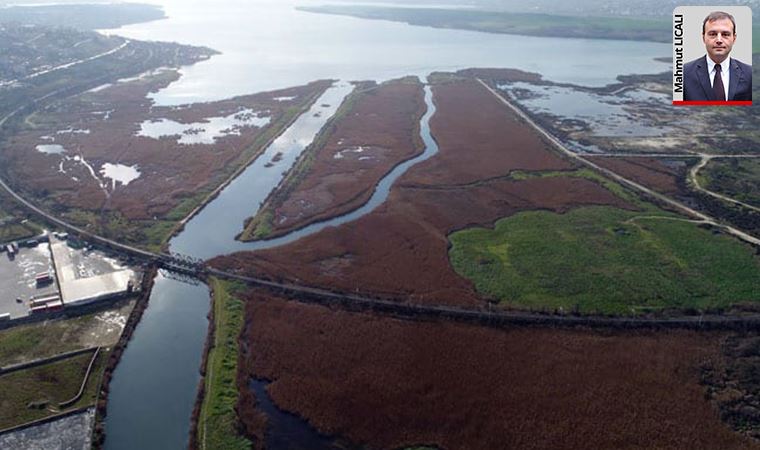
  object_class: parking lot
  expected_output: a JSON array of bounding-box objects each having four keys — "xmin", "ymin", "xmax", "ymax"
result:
[{"xmin": 0, "ymin": 244, "xmax": 57, "ymax": 319}]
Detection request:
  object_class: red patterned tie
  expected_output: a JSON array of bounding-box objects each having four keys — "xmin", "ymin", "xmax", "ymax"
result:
[{"xmin": 713, "ymin": 64, "xmax": 726, "ymax": 101}]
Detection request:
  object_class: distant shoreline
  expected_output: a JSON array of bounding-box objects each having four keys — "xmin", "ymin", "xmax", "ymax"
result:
[{"xmin": 298, "ymin": 5, "xmax": 671, "ymax": 43}]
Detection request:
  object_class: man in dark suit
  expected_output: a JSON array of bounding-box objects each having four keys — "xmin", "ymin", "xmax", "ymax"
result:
[{"xmin": 683, "ymin": 11, "xmax": 752, "ymax": 102}]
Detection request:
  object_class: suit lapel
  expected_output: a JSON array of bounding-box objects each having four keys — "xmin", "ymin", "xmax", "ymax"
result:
[
  {"xmin": 727, "ymin": 58, "xmax": 743, "ymax": 101},
  {"xmin": 696, "ymin": 56, "xmax": 714, "ymax": 100}
]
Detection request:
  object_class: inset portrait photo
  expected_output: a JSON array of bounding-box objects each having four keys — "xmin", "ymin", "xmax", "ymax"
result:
[{"xmin": 673, "ymin": 6, "xmax": 752, "ymax": 105}]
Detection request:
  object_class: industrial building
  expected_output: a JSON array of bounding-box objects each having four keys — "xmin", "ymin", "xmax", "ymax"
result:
[
  {"xmin": 0, "ymin": 233, "xmax": 140, "ymax": 324},
  {"xmin": 50, "ymin": 236, "xmax": 138, "ymax": 307}
]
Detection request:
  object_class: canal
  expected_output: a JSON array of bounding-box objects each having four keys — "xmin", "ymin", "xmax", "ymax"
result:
[{"xmin": 100, "ymin": 0, "xmax": 671, "ymax": 448}]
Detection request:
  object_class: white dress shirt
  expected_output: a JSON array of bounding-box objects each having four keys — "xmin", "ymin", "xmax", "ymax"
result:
[{"xmin": 707, "ymin": 57, "xmax": 730, "ymax": 100}]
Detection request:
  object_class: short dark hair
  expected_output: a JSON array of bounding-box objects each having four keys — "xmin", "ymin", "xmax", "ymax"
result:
[{"xmin": 702, "ymin": 11, "xmax": 736, "ymax": 35}]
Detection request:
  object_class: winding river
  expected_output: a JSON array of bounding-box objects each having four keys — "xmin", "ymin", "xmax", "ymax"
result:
[
  {"xmin": 104, "ymin": 77, "xmax": 438, "ymax": 450},
  {"xmin": 172, "ymin": 83, "xmax": 438, "ymax": 258},
  {"xmin": 101, "ymin": 1, "xmax": 672, "ymax": 448}
]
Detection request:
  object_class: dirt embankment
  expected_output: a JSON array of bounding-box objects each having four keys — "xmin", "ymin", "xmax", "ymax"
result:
[
  {"xmin": 3, "ymin": 73, "xmax": 331, "ymax": 221},
  {"xmin": 453, "ymin": 67, "xmax": 544, "ymax": 84},
  {"xmin": 213, "ymin": 78, "xmax": 632, "ymax": 307},
  {"xmin": 92, "ymin": 267, "xmax": 156, "ymax": 449},
  {"xmin": 237, "ymin": 294, "xmax": 756, "ymax": 450},
  {"xmin": 244, "ymin": 77, "xmax": 426, "ymax": 240}
]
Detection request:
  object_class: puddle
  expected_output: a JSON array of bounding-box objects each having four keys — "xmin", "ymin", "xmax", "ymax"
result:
[
  {"xmin": 501, "ymin": 83, "xmax": 678, "ymax": 137},
  {"xmin": 137, "ymin": 108, "xmax": 271, "ymax": 145},
  {"xmin": 100, "ymin": 163, "xmax": 140, "ymax": 190},
  {"xmin": 36, "ymin": 144, "xmax": 65, "ymax": 154},
  {"xmin": 57, "ymin": 127, "xmax": 90, "ymax": 135},
  {"xmin": 91, "ymin": 110, "xmax": 113, "ymax": 120},
  {"xmin": 333, "ymin": 145, "xmax": 367, "ymax": 159}
]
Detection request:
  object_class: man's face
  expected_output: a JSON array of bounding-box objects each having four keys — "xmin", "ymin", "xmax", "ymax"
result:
[{"xmin": 703, "ymin": 18, "xmax": 736, "ymax": 63}]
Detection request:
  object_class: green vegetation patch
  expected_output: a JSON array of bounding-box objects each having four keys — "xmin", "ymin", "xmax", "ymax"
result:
[
  {"xmin": 0, "ymin": 350, "xmax": 106, "ymax": 430},
  {"xmin": 699, "ymin": 158, "xmax": 760, "ymax": 210},
  {"xmin": 0, "ymin": 308, "xmax": 130, "ymax": 367},
  {"xmin": 0, "ymin": 321, "xmax": 84, "ymax": 368},
  {"xmin": 197, "ymin": 278, "xmax": 251, "ymax": 450},
  {"xmin": 449, "ymin": 206, "xmax": 760, "ymax": 315},
  {"xmin": 0, "ymin": 219, "xmax": 38, "ymax": 244},
  {"xmin": 0, "ymin": 193, "xmax": 41, "ymax": 245}
]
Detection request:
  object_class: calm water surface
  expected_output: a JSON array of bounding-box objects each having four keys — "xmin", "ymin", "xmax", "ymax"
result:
[
  {"xmin": 169, "ymin": 82, "xmax": 354, "ymax": 257},
  {"xmin": 102, "ymin": 2, "xmax": 672, "ymax": 447},
  {"xmin": 103, "ymin": 273, "xmax": 210, "ymax": 450},
  {"xmin": 104, "ymin": 0, "xmax": 670, "ymax": 105}
]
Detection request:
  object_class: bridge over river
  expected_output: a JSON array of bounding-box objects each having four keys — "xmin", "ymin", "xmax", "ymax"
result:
[{"xmin": 6, "ymin": 164, "xmax": 760, "ymax": 332}]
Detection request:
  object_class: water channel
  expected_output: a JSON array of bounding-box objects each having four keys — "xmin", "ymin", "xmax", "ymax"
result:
[
  {"xmin": 101, "ymin": 1, "xmax": 673, "ymax": 448},
  {"xmin": 103, "ymin": 273, "xmax": 209, "ymax": 450},
  {"xmin": 169, "ymin": 82, "xmax": 355, "ymax": 258},
  {"xmin": 104, "ymin": 77, "xmax": 437, "ymax": 450}
]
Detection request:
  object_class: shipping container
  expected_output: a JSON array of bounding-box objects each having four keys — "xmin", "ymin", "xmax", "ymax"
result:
[
  {"xmin": 35, "ymin": 272, "xmax": 52, "ymax": 285},
  {"xmin": 46, "ymin": 301, "xmax": 63, "ymax": 312},
  {"xmin": 30, "ymin": 296, "xmax": 60, "ymax": 308},
  {"xmin": 30, "ymin": 305, "xmax": 48, "ymax": 314}
]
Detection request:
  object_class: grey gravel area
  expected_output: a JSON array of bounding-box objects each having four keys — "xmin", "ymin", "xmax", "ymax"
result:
[{"xmin": 0, "ymin": 408, "xmax": 94, "ymax": 450}]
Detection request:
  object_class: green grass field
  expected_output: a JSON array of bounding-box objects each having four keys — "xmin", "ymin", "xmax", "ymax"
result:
[
  {"xmin": 449, "ymin": 206, "xmax": 760, "ymax": 315},
  {"xmin": 0, "ymin": 313, "xmax": 109, "ymax": 367},
  {"xmin": 0, "ymin": 350, "xmax": 106, "ymax": 430},
  {"xmin": 197, "ymin": 278, "xmax": 252, "ymax": 450},
  {"xmin": 0, "ymin": 220, "xmax": 38, "ymax": 244},
  {"xmin": 0, "ymin": 194, "xmax": 41, "ymax": 245},
  {"xmin": 699, "ymin": 158, "xmax": 760, "ymax": 210}
]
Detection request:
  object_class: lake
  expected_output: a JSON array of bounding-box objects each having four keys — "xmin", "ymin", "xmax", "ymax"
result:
[
  {"xmin": 104, "ymin": 0, "xmax": 670, "ymax": 105},
  {"xmin": 101, "ymin": 2, "xmax": 672, "ymax": 448}
]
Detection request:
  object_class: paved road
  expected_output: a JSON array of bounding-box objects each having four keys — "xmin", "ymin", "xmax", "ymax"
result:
[
  {"xmin": 0, "ymin": 40, "xmax": 130, "ymax": 87},
  {"xmin": 1, "ymin": 71, "xmax": 759, "ymax": 330},
  {"xmin": 476, "ymin": 79, "xmax": 760, "ymax": 247},
  {"xmin": 591, "ymin": 153, "xmax": 760, "ymax": 159},
  {"xmin": 0, "ymin": 175, "xmax": 157, "ymax": 260}
]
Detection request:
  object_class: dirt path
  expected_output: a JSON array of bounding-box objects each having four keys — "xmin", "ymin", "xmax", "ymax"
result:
[
  {"xmin": 477, "ymin": 78, "xmax": 760, "ymax": 247},
  {"xmin": 689, "ymin": 154, "xmax": 760, "ymax": 214}
]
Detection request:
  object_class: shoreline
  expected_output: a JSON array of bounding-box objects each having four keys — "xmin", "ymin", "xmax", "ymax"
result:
[
  {"xmin": 91, "ymin": 266, "xmax": 158, "ymax": 449},
  {"xmin": 240, "ymin": 77, "xmax": 427, "ymax": 242},
  {"xmin": 166, "ymin": 80, "xmax": 336, "ymax": 253}
]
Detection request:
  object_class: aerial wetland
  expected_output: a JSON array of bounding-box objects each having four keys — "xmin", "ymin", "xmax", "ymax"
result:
[{"xmin": 0, "ymin": 1, "xmax": 759, "ymax": 449}]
